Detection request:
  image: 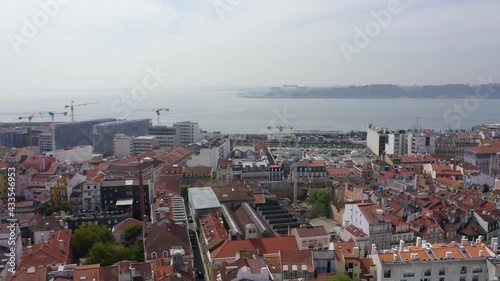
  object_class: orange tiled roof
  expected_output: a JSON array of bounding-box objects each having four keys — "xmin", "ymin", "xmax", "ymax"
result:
[{"xmin": 210, "ymin": 236, "xmax": 298, "ymax": 259}]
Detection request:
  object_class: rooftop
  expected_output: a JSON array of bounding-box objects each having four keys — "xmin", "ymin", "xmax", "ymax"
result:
[{"xmin": 188, "ymin": 186, "xmax": 222, "ymax": 210}]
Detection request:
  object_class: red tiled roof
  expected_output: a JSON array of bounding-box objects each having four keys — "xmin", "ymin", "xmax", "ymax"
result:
[
  {"xmin": 200, "ymin": 213, "xmax": 228, "ymax": 250},
  {"xmin": 467, "ymin": 145, "xmax": 500, "ymax": 154},
  {"xmin": 292, "ymin": 226, "xmax": 327, "ymax": 238},
  {"xmin": 210, "ymin": 236, "xmax": 298, "ymax": 259},
  {"xmin": 112, "ymin": 217, "xmax": 143, "ymax": 233},
  {"xmin": 280, "ymin": 250, "xmax": 314, "ymax": 273},
  {"xmin": 19, "ymin": 229, "xmax": 72, "ymax": 269},
  {"xmin": 327, "ymin": 167, "xmax": 350, "ymax": 176},
  {"xmin": 73, "ymin": 264, "xmax": 100, "ymax": 281},
  {"xmin": 295, "ymin": 159, "xmax": 326, "ymax": 168},
  {"xmin": 344, "ymin": 224, "xmax": 367, "ymax": 238}
]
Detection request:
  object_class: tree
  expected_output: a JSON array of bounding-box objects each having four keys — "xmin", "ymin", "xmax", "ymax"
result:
[
  {"xmin": 72, "ymin": 223, "xmax": 114, "ymax": 257},
  {"xmin": 306, "ymin": 188, "xmax": 332, "ymax": 219},
  {"xmin": 326, "ymin": 273, "xmax": 353, "ymax": 281},
  {"xmin": 60, "ymin": 201, "xmax": 73, "ymax": 213},
  {"xmin": 123, "ymin": 224, "xmax": 143, "ymax": 243},
  {"xmin": 85, "ymin": 240, "xmax": 144, "ymax": 266},
  {"xmin": 85, "ymin": 242, "xmax": 113, "ymax": 266},
  {"xmin": 129, "ymin": 240, "xmax": 145, "ymax": 262}
]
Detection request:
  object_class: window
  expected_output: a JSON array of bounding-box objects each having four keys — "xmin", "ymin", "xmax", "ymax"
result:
[
  {"xmin": 403, "ymin": 270, "xmax": 415, "ymax": 277},
  {"xmin": 424, "ymin": 268, "xmax": 431, "ymax": 276},
  {"xmin": 461, "ymin": 266, "xmax": 467, "ymax": 274},
  {"xmin": 163, "ymin": 251, "xmax": 168, "ymax": 258},
  {"xmin": 151, "ymin": 252, "xmax": 157, "ymax": 259},
  {"xmin": 384, "ymin": 270, "xmax": 391, "ymax": 278},
  {"xmin": 439, "ymin": 268, "xmax": 446, "ymax": 275},
  {"xmin": 472, "ymin": 267, "xmax": 483, "ymax": 273},
  {"xmin": 472, "ymin": 276, "xmax": 478, "ymax": 281},
  {"xmin": 439, "ymin": 278, "xmax": 445, "ymax": 281},
  {"xmin": 460, "ymin": 276, "xmax": 466, "ymax": 281}
]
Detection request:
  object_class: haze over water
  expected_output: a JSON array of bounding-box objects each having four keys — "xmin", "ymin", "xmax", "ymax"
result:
[{"xmin": 1, "ymin": 90, "xmax": 499, "ymax": 133}]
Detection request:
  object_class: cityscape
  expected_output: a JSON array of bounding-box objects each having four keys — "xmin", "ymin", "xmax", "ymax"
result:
[{"xmin": 1, "ymin": 1, "xmax": 500, "ymax": 281}]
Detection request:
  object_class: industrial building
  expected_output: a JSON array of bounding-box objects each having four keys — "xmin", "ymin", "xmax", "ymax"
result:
[
  {"xmin": 55, "ymin": 118, "xmax": 116, "ymax": 150},
  {"xmin": 92, "ymin": 119, "xmax": 151, "ymax": 156},
  {"xmin": 187, "ymin": 186, "xmax": 221, "ymax": 220}
]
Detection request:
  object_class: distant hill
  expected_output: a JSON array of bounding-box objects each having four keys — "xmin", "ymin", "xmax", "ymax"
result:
[{"xmin": 241, "ymin": 84, "xmax": 500, "ymax": 98}]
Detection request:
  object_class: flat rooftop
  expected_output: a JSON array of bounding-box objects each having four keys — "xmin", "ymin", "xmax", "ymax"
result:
[{"xmin": 188, "ymin": 186, "xmax": 221, "ymax": 210}]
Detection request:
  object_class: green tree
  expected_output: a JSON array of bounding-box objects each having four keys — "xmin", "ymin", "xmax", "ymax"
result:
[
  {"xmin": 129, "ymin": 240, "xmax": 145, "ymax": 262},
  {"xmin": 306, "ymin": 188, "xmax": 332, "ymax": 219},
  {"xmin": 85, "ymin": 242, "xmax": 114, "ymax": 266},
  {"xmin": 326, "ymin": 274, "xmax": 353, "ymax": 281},
  {"xmin": 72, "ymin": 224, "xmax": 114, "ymax": 257},
  {"xmin": 123, "ymin": 224, "xmax": 143, "ymax": 243},
  {"xmin": 60, "ymin": 201, "xmax": 73, "ymax": 213}
]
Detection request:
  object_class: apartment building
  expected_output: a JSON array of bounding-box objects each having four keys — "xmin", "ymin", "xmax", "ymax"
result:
[
  {"xmin": 173, "ymin": 121, "xmax": 201, "ymax": 145},
  {"xmin": 147, "ymin": 125, "xmax": 181, "ymax": 147}
]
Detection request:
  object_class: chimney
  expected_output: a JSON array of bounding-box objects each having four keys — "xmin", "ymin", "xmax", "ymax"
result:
[
  {"xmin": 353, "ymin": 247, "xmax": 360, "ymax": 257},
  {"xmin": 28, "ymin": 238, "xmax": 32, "ymax": 246},
  {"xmin": 479, "ymin": 250, "xmax": 483, "ymax": 257},
  {"xmin": 393, "ymin": 254, "xmax": 398, "ymax": 262},
  {"xmin": 371, "ymin": 244, "xmax": 377, "ymax": 255},
  {"xmin": 445, "ymin": 252, "xmax": 452, "ymax": 259},
  {"xmin": 478, "ymin": 235, "xmax": 483, "ymax": 244},
  {"xmin": 59, "ymin": 240, "xmax": 64, "ymax": 251},
  {"xmin": 416, "ymin": 237, "xmax": 422, "ymax": 248},
  {"xmin": 27, "ymin": 245, "xmax": 32, "ymax": 255},
  {"xmin": 399, "ymin": 240, "xmax": 405, "ymax": 253},
  {"xmin": 41, "ymin": 234, "xmax": 45, "ymax": 243},
  {"xmin": 462, "ymin": 236, "xmax": 468, "ymax": 246},
  {"xmin": 493, "ymin": 243, "xmax": 498, "ymax": 252},
  {"xmin": 491, "ymin": 237, "xmax": 498, "ymax": 248},
  {"xmin": 139, "ymin": 171, "xmax": 146, "ymax": 220}
]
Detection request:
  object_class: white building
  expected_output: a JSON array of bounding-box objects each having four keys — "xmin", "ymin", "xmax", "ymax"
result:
[
  {"xmin": 113, "ymin": 134, "xmax": 134, "ymax": 157},
  {"xmin": 133, "ymin": 136, "xmax": 159, "ymax": 154},
  {"xmin": 407, "ymin": 132, "xmax": 436, "ymax": 155},
  {"xmin": 343, "ymin": 203, "xmax": 393, "ymax": 251},
  {"xmin": 47, "ymin": 145, "xmax": 94, "ymax": 163},
  {"xmin": 113, "ymin": 134, "xmax": 159, "ymax": 157},
  {"xmin": 173, "ymin": 121, "xmax": 201, "ymax": 145},
  {"xmin": 372, "ymin": 237, "xmax": 499, "ymax": 281},
  {"xmin": 367, "ymin": 124, "xmax": 389, "ymax": 157},
  {"xmin": 147, "ymin": 125, "xmax": 181, "ymax": 147},
  {"xmin": 386, "ymin": 130, "xmax": 409, "ymax": 155},
  {"xmin": 186, "ymin": 137, "xmax": 230, "ymax": 170}
]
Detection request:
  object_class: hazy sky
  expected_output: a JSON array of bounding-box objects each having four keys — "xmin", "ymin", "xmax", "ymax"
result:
[{"xmin": 1, "ymin": 0, "xmax": 499, "ymax": 90}]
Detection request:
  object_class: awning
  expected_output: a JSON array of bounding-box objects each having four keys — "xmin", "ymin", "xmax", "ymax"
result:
[{"xmin": 116, "ymin": 199, "xmax": 133, "ymax": 206}]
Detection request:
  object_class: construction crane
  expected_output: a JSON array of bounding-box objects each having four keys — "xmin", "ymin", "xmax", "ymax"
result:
[
  {"xmin": 267, "ymin": 125, "xmax": 294, "ymax": 148},
  {"xmin": 48, "ymin": 112, "xmax": 68, "ymax": 151},
  {"xmin": 267, "ymin": 125, "xmax": 294, "ymax": 133},
  {"xmin": 18, "ymin": 115, "xmax": 37, "ymax": 147},
  {"xmin": 153, "ymin": 108, "xmax": 169, "ymax": 125},
  {"xmin": 65, "ymin": 100, "xmax": 98, "ymax": 122}
]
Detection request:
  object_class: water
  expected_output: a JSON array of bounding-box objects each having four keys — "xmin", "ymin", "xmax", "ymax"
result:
[{"xmin": 1, "ymin": 89, "xmax": 499, "ymax": 133}]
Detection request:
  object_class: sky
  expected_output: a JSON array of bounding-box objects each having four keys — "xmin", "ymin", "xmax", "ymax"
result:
[{"xmin": 1, "ymin": 0, "xmax": 500, "ymax": 90}]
